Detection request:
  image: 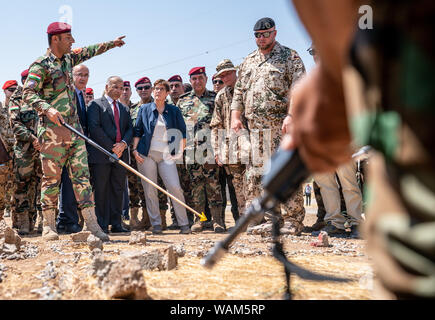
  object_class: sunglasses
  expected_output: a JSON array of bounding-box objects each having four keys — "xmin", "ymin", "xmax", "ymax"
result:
[
  {"xmin": 6, "ymin": 87, "xmax": 17, "ymax": 92},
  {"xmin": 137, "ymin": 85, "xmax": 151, "ymax": 91},
  {"xmin": 307, "ymin": 48, "xmax": 316, "ymax": 56},
  {"xmin": 213, "ymin": 80, "xmax": 224, "ymax": 85},
  {"xmin": 254, "ymin": 31, "xmax": 274, "ymax": 38}
]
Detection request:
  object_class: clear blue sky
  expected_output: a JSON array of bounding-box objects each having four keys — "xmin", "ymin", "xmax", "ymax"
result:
[{"xmin": 0, "ymin": 0, "xmax": 314, "ymax": 102}]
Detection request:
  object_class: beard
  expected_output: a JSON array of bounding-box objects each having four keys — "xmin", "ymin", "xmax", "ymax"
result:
[{"xmin": 257, "ymin": 41, "xmax": 274, "ymax": 51}]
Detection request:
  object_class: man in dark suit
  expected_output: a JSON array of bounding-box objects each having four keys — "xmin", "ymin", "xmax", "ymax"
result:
[
  {"xmin": 87, "ymin": 76, "xmax": 133, "ymax": 233},
  {"xmin": 57, "ymin": 64, "xmax": 90, "ymax": 234}
]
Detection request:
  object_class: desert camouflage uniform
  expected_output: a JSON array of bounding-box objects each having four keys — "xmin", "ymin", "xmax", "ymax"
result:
[
  {"xmin": 0, "ymin": 101, "xmax": 16, "ymax": 217},
  {"xmin": 22, "ymin": 42, "xmax": 117, "ymax": 212},
  {"xmin": 178, "ymin": 89, "xmax": 224, "ymax": 227},
  {"xmin": 230, "ymin": 41, "xmax": 306, "ymax": 232},
  {"xmin": 346, "ymin": 0, "xmax": 435, "ymax": 299},
  {"xmin": 8, "ymin": 86, "xmax": 42, "ymax": 230},
  {"xmin": 210, "ymin": 85, "xmax": 248, "ymax": 215},
  {"xmin": 0, "ymin": 135, "xmax": 11, "ymax": 221}
]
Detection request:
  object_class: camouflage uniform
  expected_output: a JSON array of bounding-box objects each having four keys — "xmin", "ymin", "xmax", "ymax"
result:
[
  {"xmin": 345, "ymin": 0, "xmax": 435, "ymax": 299},
  {"xmin": 0, "ymin": 101, "xmax": 16, "ymax": 218},
  {"xmin": 0, "ymin": 135, "xmax": 11, "ymax": 221},
  {"xmin": 230, "ymin": 41, "xmax": 306, "ymax": 233},
  {"xmin": 210, "ymin": 85, "xmax": 248, "ymax": 216},
  {"xmin": 177, "ymin": 89, "xmax": 224, "ymax": 231},
  {"xmin": 8, "ymin": 86, "xmax": 43, "ymax": 233},
  {"xmin": 22, "ymin": 42, "xmax": 118, "ymax": 241}
]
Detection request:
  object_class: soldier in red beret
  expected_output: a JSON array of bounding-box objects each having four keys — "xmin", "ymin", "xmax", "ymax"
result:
[
  {"xmin": 167, "ymin": 75, "xmax": 185, "ymax": 106},
  {"xmin": 21, "ymin": 21, "xmax": 127, "ymax": 241},
  {"xmin": 85, "ymin": 88, "xmax": 94, "ymax": 105}
]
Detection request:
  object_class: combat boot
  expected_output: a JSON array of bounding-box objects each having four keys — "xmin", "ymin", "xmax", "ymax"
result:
[
  {"xmin": 160, "ymin": 209, "xmax": 167, "ymax": 230},
  {"xmin": 210, "ymin": 207, "xmax": 225, "ymax": 233},
  {"xmin": 42, "ymin": 209, "xmax": 59, "ymax": 241},
  {"xmin": 17, "ymin": 211, "xmax": 30, "ymax": 235},
  {"xmin": 140, "ymin": 207, "xmax": 151, "ymax": 230},
  {"xmin": 81, "ymin": 207, "xmax": 110, "ymax": 242},
  {"xmin": 129, "ymin": 207, "xmax": 142, "ymax": 231}
]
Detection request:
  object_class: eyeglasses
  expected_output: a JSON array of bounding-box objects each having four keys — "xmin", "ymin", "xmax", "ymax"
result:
[
  {"xmin": 6, "ymin": 87, "xmax": 17, "ymax": 92},
  {"xmin": 307, "ymin": 48, "xmax": 316, "ymax": 56},
  {"xmin": 137, "ymin": 85, "xmax": 151, "ymax": 91},
  {"xmin": 213, "ymin": 80, "xmax": 224, "ymax": 85},
  {"xmin": 254, "ymin": 31, "xmax": 274, "ymax": 38}
]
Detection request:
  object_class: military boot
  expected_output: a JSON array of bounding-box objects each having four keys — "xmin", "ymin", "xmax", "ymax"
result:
[
  {"xmin": 17, "ymin": 211, "xmax": 30, "ymax": 235},
  {"xmin": 160, "ymin": 209, "xmax": 167, "ymax": 230},
  {"xmin": 36, "ymin": 210, "xmax": 43, "ymax": 234},
  {"xmin": 210, "ymin": 207, "xmax": 225, "ymax": 233},
  {"xmin": 140, "ymin": 207, "xmax": 151, "ymax": 230},
  {"xmin": 129, "ymin": 207, "xmax": 142, "ymax": 231},
  {"xmin": 42, "ymin": 209, "xmax": 59, "ymax": 241},
  {"xmin": 81, "ymin": 207, "xmax": 110, "ymax": 242}
]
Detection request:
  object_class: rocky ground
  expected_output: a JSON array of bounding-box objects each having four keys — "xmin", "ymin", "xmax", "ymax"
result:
[{"xmin": 0, "ymin": 202, "xmax": 374, "ymax": 300}]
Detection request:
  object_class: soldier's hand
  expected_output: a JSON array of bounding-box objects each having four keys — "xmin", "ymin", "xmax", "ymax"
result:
[
  {"xmin": 282, "ymin": 114, "xmax": 293, "ymax": 135},
  {"xmin": 32, "ymin": 138, "xmax": 41, "ymax": 151},
  {"xmin": 114, "ymin": 36, "xmax": 126, "ymax": 47},
  {"xmin": 231, "ymin": 110, "xmax": 244, "ymax": 133},
  {"xmin": 45, "ymin": 107, "xmax": 64, "ymax": 126}
]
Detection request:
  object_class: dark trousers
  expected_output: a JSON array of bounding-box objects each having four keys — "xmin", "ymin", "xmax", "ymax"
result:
[
  {"xmin": 219, "ymin": 168, "xmax": 239, "ymax": 223},
  {"xmin": 305, "ymin": 193, "xmax": 311, "ymax": 206},
  {"xmin": 122, "ymin": 178, "xmax": 129, "ymax": 219},
  {"xmin": 90, "ymin": 163, "xmax": 127, "ymax": 230},
  {"xmin": 58, "ymin": 166, "xmax": 80, "ymax": 226}
]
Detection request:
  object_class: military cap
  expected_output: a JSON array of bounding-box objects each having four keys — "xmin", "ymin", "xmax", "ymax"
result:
[
  {"xmin": 2, "ymin": 80, "xmax": 18, "ymax": 90},
  {"xmin": 85, "ymin": 88, "xmax": 94, "ymax": 95},
  {"xmin": 188, "ymin": 67, "xmax": 206, "ymax": 76},
  {"xmin": 168, "ymin": 75, "xmax": 183, "ymax": 82},
  {"xmin": 123, "ymin": 81, "xmax": 131, "ymax": 87},
  {"xmin": 215, "ymin": 59, "xmax": 237, "ymax": 77},
  {"xmin": 253, "ymin": 17, "xmax": 275, "ymax": 31},
  {"xmin": 47, "ymin": 22, "xmax": 72, "ymax": 35},
  {"xmin": 21, "ymin": 69, "xmax": 29, "ymax": 78},
  {"xmin": 135, "ymin": 77, "xmax": 151, "ymax": 87}
]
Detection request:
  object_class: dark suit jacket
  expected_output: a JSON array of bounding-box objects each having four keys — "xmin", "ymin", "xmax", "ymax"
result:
[
  {"xmin": 87, "ymin": 96, "xmax": 133, "ymax": 164},
  {"xmin": 74, "ymin": 89, "xmax": 88, "ymax": 136}
]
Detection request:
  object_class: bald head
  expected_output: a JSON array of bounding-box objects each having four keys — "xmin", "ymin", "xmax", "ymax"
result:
[
  {"xmin": 105, "ymin": 76, "xmax": 124, "ymax": 100},
  {"xmin": 73, "ymin": 64, "xmax": 89, "ymax": 90}
]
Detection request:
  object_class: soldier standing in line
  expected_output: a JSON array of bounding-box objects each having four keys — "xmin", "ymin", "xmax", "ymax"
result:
[
  {"xmin": 22, "ymin": 22, "xmax": 126, "ymax": 241},
  {"xmin": 8, "ymin": 70, "xmax": 43, "ymax": 235},
  {"xmin": 210, "ymin": 59, "xmax": 249, "ymax": 227},
  {"xmin": 177, "ymin": 66, "xmax": 225, "ymax": 233},
  {"xmin": 84, "ymin": 88, "xmax": 94, "ymax": 105},
  {"xmin": 1, "ymin": 80, "xmax": 18, "ymax": 221},
  {"xmin": 231, "ymin": 17, "xmax": 307, "ymax": 235}
]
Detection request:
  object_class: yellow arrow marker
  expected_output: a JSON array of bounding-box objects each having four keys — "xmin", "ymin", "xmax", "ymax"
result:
[{"xmin": 199, "ymin": 212, "xmax": 207, "ymax": 222}]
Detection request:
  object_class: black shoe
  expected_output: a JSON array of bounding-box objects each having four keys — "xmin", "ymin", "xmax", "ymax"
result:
[
  {"xmin": 57, "ymin": 223, "xmax": 67, "ymax": 234},
  {"xmin": 349, "ymin": 225, "xmax": 361, "ymax": 239},
  {"xmin": 179, "ymin": 225, "xmax": 191, "ymax": 234},
  {"xmin": 152, "ymin": 225, "xmax": 163, "ymax": 234},
  {"xmin": 110, "ymin": 224, "xmax": 129, "ymax": 233},
  {"xmin": 168, "ymin": 222, "xmax": 180, "ymax": 230},
  {"xmin": 321, "ymin": 222, "xmax": 346, "ymax": 235},
  {"xmin": 65, "ymin": 223, "xmax": 82, "ymax": 234}
]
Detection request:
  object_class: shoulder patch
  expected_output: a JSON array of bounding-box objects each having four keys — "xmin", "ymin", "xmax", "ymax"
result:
[
  {"xmin": 27, "ymin": 80, "xmax": 37, "ymax": 89},
  {"xmin": 28, "ymin": 73, "xmax": 42, "ymax": 82}
]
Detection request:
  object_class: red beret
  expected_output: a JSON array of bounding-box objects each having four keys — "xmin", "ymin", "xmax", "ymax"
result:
[
  {"xmin": 21, "ymin": 69, "xmax": 29, "ymax": 78},
  {"xmin": 2, "ymin": 80, "xmax": 18, "ymax": 90},
  {"xmin": 188, "ymin": 67, "xmax": 206, "ymax": 76},
  {"xmin": 135, "ymin": 77, "xmax": 151, "ymax": 87},
  {"xmin": 47, "ymin": 22, "xmax": 72, "ymax": 35},
  {"xmin": 168, "ymin": 75, "xmax": 183, "ymax": 82},
  {"xmin": 85, "ymin": 88, "xmax": 94, "ymax": 95},
  {"xmin": 123, "ymin": 81, "xmax": 131, "ymax": 87}
]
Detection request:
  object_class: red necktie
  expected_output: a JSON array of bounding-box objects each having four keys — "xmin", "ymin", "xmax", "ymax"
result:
[{"xmin": 113, "ymin": 101, "xmax": 122, "ymax": 143}]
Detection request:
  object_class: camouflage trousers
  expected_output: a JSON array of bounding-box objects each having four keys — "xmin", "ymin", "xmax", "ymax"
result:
[
  {"xmin": 4, "ymin": 159, "xmax": 16, "ymax": 213},
  {"xmin": 0, "ymin": 163, "xmax": 9, "ymax": 218},
  {"xmin": 245, "ymin": 124, "xmax": 305, "ymax": 230},
  {"xmin": 186, "ymin": 163, "xmax": 223, "ymax": 216},
  {"xmin": 39, "ymin": 125, "xmax": 93, "ymax": 211},
  {"xmin": 226, "ymin": 164, "xmax": 247, "ymax": 216},
  {"xmin": 13, "ymin": 148, "xmax": 42, "ymax": 222},
  {"xmin": 176, "ymin": 163, "xmax": 194, "ymax": 224},
  {"xmin": 128, "ymin": 150, "xmax": 168, "ymax": 211}
]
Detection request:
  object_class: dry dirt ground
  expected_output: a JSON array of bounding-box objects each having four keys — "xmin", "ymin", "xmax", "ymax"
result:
[{"xmin": 0, "ymin": 200, "xmax": 375, "ymax": 300}]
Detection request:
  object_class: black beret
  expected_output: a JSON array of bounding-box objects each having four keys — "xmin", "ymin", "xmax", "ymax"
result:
[{"xmin": 253, "ymin": 17, "xmax": 275, "ymax": 31}]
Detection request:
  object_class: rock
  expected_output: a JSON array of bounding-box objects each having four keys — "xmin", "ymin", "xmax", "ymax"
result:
[
  {"xmin": 70, "ymin": 231, "xmax": 92, "ymax": 242},
  {"xmin": 1, "ymin": 226, "xmax": 21, "ymax": 248},
  {"xmin": 125, "ymin": 246, "xmax": 178, "ymax": 271},
  {"xmin": 129, "ymin": 232, "xmax": 147, "ymax": 245},
  {"xmin": 87, "ymin": 234, "xmax": 103, "ymax": 251},
  {"xmin": 174, "ymin": 245, "xmax": 186, "ymax": 257},
  {"xmin": 100, "ymin": 259, "xmax": 150, "ymax": 300},
  {"xmin": 310, "ymin": 231, "xmax": 330, "ymax": 247},
  {"xmin": 247, "ymin": 223, "xmax": 272, "ymax": 236}
]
